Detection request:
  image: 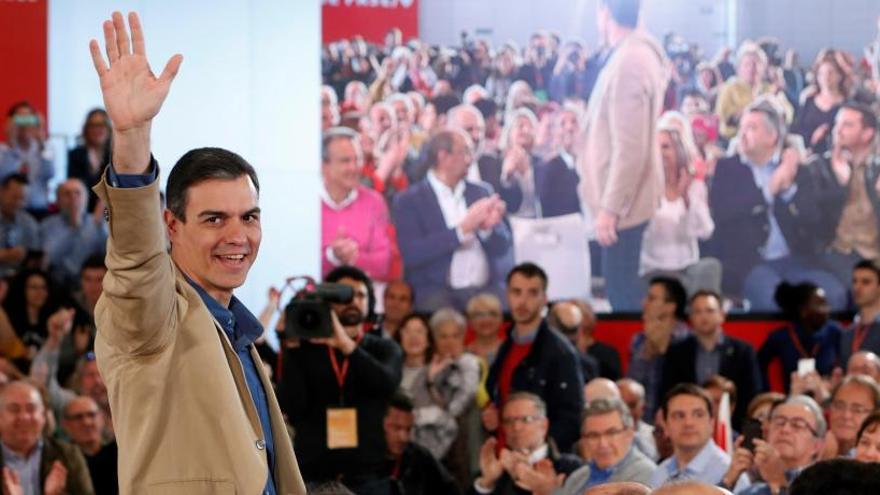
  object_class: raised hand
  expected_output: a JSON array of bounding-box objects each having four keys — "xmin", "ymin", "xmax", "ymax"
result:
[
  {"xmin": 477, "ymin": 438, "xmax": 504, "ymax": 489},
  {"xmin": 89, "ymin": 12, "xmax": 182, "ymax": 173},
  {"xmin": 43, "ymin": 461, "xmax": 68, "ymax": 495},
  {"xmin": 2, "ymin": 467, "xmax": 23, "ymax": 495}
]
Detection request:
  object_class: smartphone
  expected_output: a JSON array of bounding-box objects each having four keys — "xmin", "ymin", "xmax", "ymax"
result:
[
  {"xmin": 798, "ymin": 358, "xmax": 816, "ymax": 376},
  {"xmin": 742, "ymin": 418, "xmax": 763, "ymax": 452}
]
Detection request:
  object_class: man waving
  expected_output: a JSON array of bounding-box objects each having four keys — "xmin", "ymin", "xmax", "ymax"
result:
[{"xmin": 89, "ymin": 12, "xmax": 305, "ymax": 494}]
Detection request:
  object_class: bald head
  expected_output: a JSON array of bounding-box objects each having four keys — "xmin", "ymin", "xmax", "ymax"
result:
[
  {"xmin": 585, "ymin": 378, "xmax": 620, "ymax": 402},
  {"xmin": 584, "ymin": 482, "xmax": 649, "ymax": 495},
  {"xmin": 652, "ymin": 481, "xmax": 733, "ymax": 495},
  {"xmin": 550, "ymin": 301, "xmax": 583, "ymax": 339},
  {"xmin": 848, "ymin": 351, "xmax": 880, "ymax": 382},
  {"xmin": 571, "ymin": 299, "xmax": 597, "ymax": 336}
]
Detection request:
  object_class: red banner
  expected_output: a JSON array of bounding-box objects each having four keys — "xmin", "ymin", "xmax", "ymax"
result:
[
  {"xmin": 322, "ymin": 0, "xmax": 419, "ymax": 44},
  {"xmin": 0, "ymin": 0, "xmax": 47, "ymax": 126}
]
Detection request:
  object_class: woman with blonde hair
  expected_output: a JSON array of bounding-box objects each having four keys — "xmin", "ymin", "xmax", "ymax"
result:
[{"xmin": 639, "ymin": 124, "xmax": 720, "ymax": 296}]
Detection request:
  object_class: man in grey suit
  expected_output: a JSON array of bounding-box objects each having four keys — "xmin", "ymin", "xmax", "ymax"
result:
[
  {"xmin": 558, "ymin": 397, "xmax": 656, "ymax": 493},
  {"xmin": 577, "ymin": 0, "xmax": 669, "ymax": 311}
]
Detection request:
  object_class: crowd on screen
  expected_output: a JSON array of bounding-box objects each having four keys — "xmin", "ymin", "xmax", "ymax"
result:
[{"xmin": 2, "ymin": 1, "xmax": 880, "ymax": 494}]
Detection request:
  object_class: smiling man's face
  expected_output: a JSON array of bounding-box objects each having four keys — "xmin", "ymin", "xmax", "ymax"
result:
[{"xmin": 166, "ymin": 175, "xmax": 261, "ymax": 305}]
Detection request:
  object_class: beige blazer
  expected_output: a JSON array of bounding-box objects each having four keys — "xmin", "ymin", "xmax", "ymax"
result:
[
  {"xmin": 93, "ymin": 176, "xmax": 306, "ymax": 495},
  {"xmin": 577, "ymin": 30, "xmax": 670, "ymax": 230}
]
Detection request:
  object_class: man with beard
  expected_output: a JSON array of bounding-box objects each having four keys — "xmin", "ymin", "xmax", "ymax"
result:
[
  {"xmin": 483, "ymin": 263, "xmax": 584, "ymax": 452},
  {"xmin": 280, "ymin": 265, "xmax": 403, "ymax": 492}
]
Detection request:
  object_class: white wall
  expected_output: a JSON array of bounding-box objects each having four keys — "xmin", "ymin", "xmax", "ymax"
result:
[
  {"xmin": 418, "ymin": 0, "xmax": 878, "ymax": 63},
  {"xmin": 419, "ymin": 0, "xmax": 731, "ymax": 56},
  {"xmin": 48, "ymin": 0, "xmax": 321, "ymax": 313}
]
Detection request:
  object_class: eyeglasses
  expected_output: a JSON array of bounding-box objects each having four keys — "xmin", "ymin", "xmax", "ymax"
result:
[
  {"xmin": 65, "ymin": 410, "xmax": 99, "ymax": 422},
  {"xmin": 582, "ymin": 427, "xmax": 628, "ymax": 443},
  {"xmin": 502, "ymin": 415, "xmax": 543, "ymax": 427},
  {"xmin": 769, "ymin": 415, "xmax": 818, "ymax": 437},
  {"xmin": 830, "ymin": 400, "xmax": 873, "ymax": 417}
]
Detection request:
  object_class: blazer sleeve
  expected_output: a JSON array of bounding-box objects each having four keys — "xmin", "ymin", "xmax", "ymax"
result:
[
  {"xmin": 600, "ymin": 55, "xmax": 659, "ymax": 216},
  {"xmin": 392, "ymin": 191, "xmax": 461, "ymax": 270},
  {"xmin": 548, "ymin": 345, "xmax": 586, "ymax": 451},
  {"xmin": 59, "ymin": 442, "xmax": 96, "ymax": 495},
  {"xmin": 92, "ymin": 170, "xmax": 179, "ymax": 356}
]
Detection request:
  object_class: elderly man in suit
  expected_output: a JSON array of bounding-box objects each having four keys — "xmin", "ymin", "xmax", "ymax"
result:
[
  {"xmin": 577, "ymin": 0, "xmax": 670, "ymax": 311},
  {"xmin": 393, "ymin": 129, "xmax": 514, "ymax": 312},
  {"xmin": 559, "ymin": 397, "xmax": 657, "ymax": 493},
  {"xmin": 88, "ymin": 12, "xmax": 305, "ymax": 494}
]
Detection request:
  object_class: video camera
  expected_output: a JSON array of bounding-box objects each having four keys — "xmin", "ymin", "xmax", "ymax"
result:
[{"xmin": 284, "ymin": 279, "xmax": 353, "ymax": 340}]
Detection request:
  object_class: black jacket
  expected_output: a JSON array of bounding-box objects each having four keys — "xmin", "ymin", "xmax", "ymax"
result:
[
  {"xmin": 389, "ymin": 442, "xmax": 461, "ymax": 495},
  {"xmin": 67, "ymin": 145, "xmax": 109, "ymax": 211},
  {"xmin": 660, "ymin": 333, "xmax": 763, "ymax": 430},
  {"xmin": 279, "ymin": 334, "xmax": 403, "ymax": 483},
  {"xmin": 537, "ymin": 154, "xmax": 581, "ymax": 218},
  {"xmin": 486, "ymin": 320, "xmax": 585, "ymax": 451},
  {"xmin": 707, "ymin": 154, "xmax": 816, "ymax": 295},
  {"xmin": 787, "ymin": 152, "xmax": 880, "ymax": 254}
]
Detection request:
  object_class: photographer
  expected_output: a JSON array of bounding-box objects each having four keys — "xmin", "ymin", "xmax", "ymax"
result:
[{"xmin": 279, "ymin": 265, "xmax": 403, "ymax": 491}]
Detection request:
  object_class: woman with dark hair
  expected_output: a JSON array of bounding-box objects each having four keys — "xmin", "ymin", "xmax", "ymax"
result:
[
  {"xmin": 396, "ymin": 313, "xmax": 433, "ymax": 396},
  {"xmin": 3, "ymin": 269, "xmax": 59, "ymax": 358},
  {"xmin": 757, "ymin": 282, "xmax": 842, "ymax": 392},
  {"xmin": 67, "ymin": 108, "xmax": 111, "ymax": 210},
  {"xmin": 855, "ymin": 411, "xmax": 880, "ymax": 463},
  {"xmin": 791, "ymin": 50, "xmax": 852, "ymax": 154}
]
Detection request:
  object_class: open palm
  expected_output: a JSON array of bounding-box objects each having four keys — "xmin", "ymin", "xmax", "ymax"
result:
[{"xmin": 89, "ymin": 12, "xmax": 182, "ymax": 132}]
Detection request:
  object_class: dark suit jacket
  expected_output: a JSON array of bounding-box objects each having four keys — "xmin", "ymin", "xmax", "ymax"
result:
[
  {"xmin": 538, "ymin": 154, "xmax": 581, "ymax": 217},
  {"xmin": 660, "ymin": 333, "xmax": 763, "ymax": 430},
  {"xmin": 391, "ymin": 442, "xmax": 461, "ymax": 495},
  {"xmin": 788, "ymin": 152, "xmax": 880, "ymax": 254},
  {"xmin": 487, "ymin": 320, "xmax": 585, "ymax": 451},
  {"xmin": 67, "ymin": 145, "xmax": 109, "ymax": 211},
  {"xmin": 0, "ymin": 436, "xmax": 94, "ymax": 495},
  {"xmin": 478, "ymin": 153, "xmax": 523, "ymax": 213},
  {"xmin": 468, "ymin": 442, "xmax": 582, "ymax": 495},
  {"xmin": 707, "ymin": 154, "xmax": 815, "ymax": 295},
  {"xmin": 392, "ymin": 178, "xmax": 514, "ymax": 311},
  {"xmin": 279, "ymin": 335, "xmax": 403, "ymax": 483}
]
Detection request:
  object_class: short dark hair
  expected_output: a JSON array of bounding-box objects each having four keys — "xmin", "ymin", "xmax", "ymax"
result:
[
  {"xmin": 506, "ymin": 262, "xmax": 548, "ymax": 291},
  {"xmin": 649, "ymin": 276, "xmax": 687, "ymax": 320},
  {"xmin": 841, "ymin": 101, "xmax": 878, "ymax": 133},
  {"xmin": 394, "ymin": 313, "xmax": 433, "ymax": 361},
  {"xmin": 80, "ymin": 254, "xmax": 106, "ymax": 274},
  {"xmin": 386, "ymin": 390, "xmax": 414, "ymax": 415},
  {"xmin": 773, "ymin": 281, "xmax": 820, "ymax": 320},
  {"xmin": 857, "ymin": 410, "xmax": 880, "ymax": 444},
  {"xmin": 422, "ymin": 130, "xmax": 459, "ymax": 170},
  {"xmin": 600, "ymin": 0, "xmax": 641, "ymax": 28},
  {"xmin": 7, "ymin": 101, "xmax": 34, "ymax": 118},
  {"xmin": 324, "ymin": 265, "xmax": 376, "ymax": 321},
  {"xmin": 165, "ymin": 147, "xmax": 259, "ymax": 221},
  {"xmin": 431, "ymin": 93, "xmax": 461, "ymax": 116},
  {"xmin": 689, "ymin": 289, "xmax": 723, "ymax": 309},
  {"xmin": 1, "ymin": 173, "xmax": 29, "ymax": 188},
  {"xmin": 473, "ymin": 98, "xmax": 498, "ymax": 120},
  {"xmin": 853, "ymin": 259, "xmax": 880, "ymax": 282},
  {"xmin": 662, "ymin": 383, "xmax": 714, "ymax": 419}
]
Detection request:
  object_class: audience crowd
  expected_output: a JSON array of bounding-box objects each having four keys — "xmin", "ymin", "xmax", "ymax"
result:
[{"xmin": 2, "ymin": 0, "xmax": 880, "ymax": 493}]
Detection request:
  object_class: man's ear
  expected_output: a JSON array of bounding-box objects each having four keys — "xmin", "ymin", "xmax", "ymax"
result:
[{"xmin": 164, "ymin": 209, "xmax": 180, "ymax": 239}]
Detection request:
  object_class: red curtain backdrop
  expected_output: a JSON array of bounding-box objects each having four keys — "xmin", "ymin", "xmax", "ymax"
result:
[
  {"xmin": 0, "ymin": 0, "xmax": 48, "ymax": 125},
  {"xmin": 322, "ymin": 0, "xmax": 419, "ymax": 44}
]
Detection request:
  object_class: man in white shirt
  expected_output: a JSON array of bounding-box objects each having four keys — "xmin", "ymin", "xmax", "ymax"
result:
[{"xmin": 392, "ymin": 129, "xmax": 514, "ymax": 312}]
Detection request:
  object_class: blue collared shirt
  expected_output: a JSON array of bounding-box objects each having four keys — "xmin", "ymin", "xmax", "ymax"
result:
[
  {"xmin": 695, "ymin": 333, "xmax": 725, "ymax": 385},
  {"xmin": 108, "ymin": 162, "xmax": 277, "ymax": 495},
  {"xmin": 743, "ymin": 155, "xmax": 797, "ymax": 261},
  {"xmin": 584, "ymin": 446, "xmax": 636, "ymax": 489},
  {"xmin": 40, "ymin": 211, "xmax": 107, "ymax": 287},
  {"xmin": 2, "ymin": 440, "xmax": 43, "ymax": 495},
  {"xmin": 627, "ymin": 321, "xmax": 690, "ymax": 420},
  {"xmin": 649, "ymin": 439, "xmax": 730, "ymax": 488}
]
